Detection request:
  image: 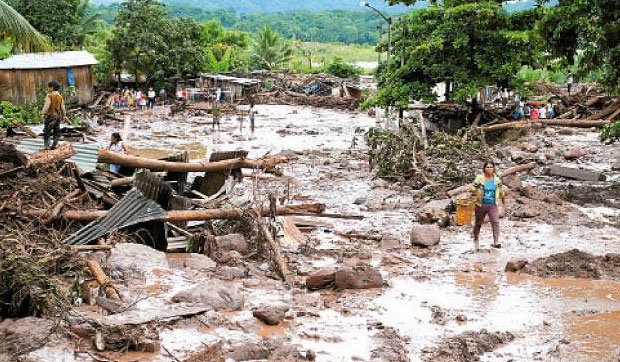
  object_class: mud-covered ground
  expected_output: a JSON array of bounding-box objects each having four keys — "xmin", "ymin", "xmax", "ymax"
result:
[{"xmin": 4, "ymin": 104, "xmax": 619, "ymax": 362}]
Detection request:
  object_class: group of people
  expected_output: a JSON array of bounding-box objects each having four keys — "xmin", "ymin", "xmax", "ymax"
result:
[
  {"xmin": 109, "ymin": 87, "xmax": 165, "ymax": 110},
  {"xmin": 512, "ymin": 99, "xmax": 555, "ymax": 120}
]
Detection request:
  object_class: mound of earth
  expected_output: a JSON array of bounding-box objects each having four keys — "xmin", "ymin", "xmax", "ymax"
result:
[
  {"xmin": 423, "ymin": 329, "xmax": 514, "ymax": 362},
  {"xmin": 509, "ymin": 249, "xmax": 620, "ymax": 280}
]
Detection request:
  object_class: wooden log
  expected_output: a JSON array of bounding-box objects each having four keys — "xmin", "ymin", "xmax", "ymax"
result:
[
  {"xmin": 98, "ymin": 149, "xmax": 286, "ymax": 173},
  {"xmin": 23, "ymin": 203, "xmax": 326, "ymax": 222},
  {"xmin": 14, "ymin": 122, "xmax": 38, "ymax": 138},
  {"xmin": 86, "ymin": 259, "xmax": 120, "ymax": 300},
  {"xmin": 481, "ymin": 119, "xmax": 610, "ymax": 132},
  {"xmin": 606, "ymin": 107, "xmax": 620, "ymax": 121},
  {"xmin": 110, "ymin": 172, "xmax": 166, "ymax": 187},
  {"xmin": 586, "ymin": 96, "xmax": 603, "ymax": 107},
  {"xmin": 26, "ymin": 144, "xmax": 76, "ymax": 168},
  {"xmin": 447, "ymin": 162, "xmax": 536, "ymax": 197},
  {"xmin": 71, "ymin": 245, "xmax": 113, "ymax": 251},
  {"xmin": 256, "ymin": 213, "xmax": 294, "ymax": 288},
  {"xmin": 585, "ymin": 99, "xmax": 620, "ymax": 120}
]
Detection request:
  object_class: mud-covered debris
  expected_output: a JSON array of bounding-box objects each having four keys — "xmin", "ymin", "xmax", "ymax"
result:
[
  {"xmin": 371, "ymin": 327, "xmax": 411, "ymax": 362},
  {"xmin": 417, "ymin": 199, "xmax": 452, "ymax": 227},
  {"xmin": 410, "ymin": 225, "xmax": 441, "ymax": 247},
  {"xmin": 505, "ymin": 260, "xmax": 528, "ymax": 272},
  {"xmin": 172, "ymin": 281, "xmax": 245, "ymax": 310},
  {"xmin": 430, "ymin": 305, "xmax": 448, "ymax": 325},
  {"xmin": 516, "ymin": 249, "xmax": 620, "ymax": 280},
  {"xmin": 423, "ymin": 329, "xmax": 514, "ymax": 362}
]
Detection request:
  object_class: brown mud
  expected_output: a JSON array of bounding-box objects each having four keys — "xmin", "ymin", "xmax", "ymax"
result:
[{"xmin": 513, "ymin": 249, "xmax": 620, "ymax": 280}]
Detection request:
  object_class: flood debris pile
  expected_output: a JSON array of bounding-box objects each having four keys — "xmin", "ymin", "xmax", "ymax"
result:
[
  {"xmin": 506, "ymin": 249, "xmax": 620, "ymax": 281},
  {"xmin": 364, "ymin": 124, "xmax": 490, "ymax": 189},
  {"xmin": 422, "ymin": 330, "xmax": 515, "ymax": 362}
]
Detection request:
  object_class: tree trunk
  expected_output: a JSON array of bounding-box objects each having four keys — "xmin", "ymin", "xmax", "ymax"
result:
[
  {"xmin": 23, "ymin": 203, "xmax": 326, "ymax": 222},
  {"xmin": 98, "ymin": 149, "xmax": 286, "ymax": 173},
  {"xmin": 27, "ymin": 144, "xmax": 76, "ymax": 168}
]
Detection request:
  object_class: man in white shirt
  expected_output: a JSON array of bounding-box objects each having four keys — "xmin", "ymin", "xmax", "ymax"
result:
[{"xmin": 147, "ymin": 87, "xmax": 156, "ymax": 109}]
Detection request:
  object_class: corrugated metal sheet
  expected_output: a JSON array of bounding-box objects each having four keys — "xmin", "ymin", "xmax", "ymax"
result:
[
  {"xmin": 63, "ymin": 188, "xmax": 167, "ymax": 245},
  {"xmin": 16, "ymin": 139, "xmax": 100, "ymax": 173},
  {"xmin": 192, "ymin": 150, "xmax": 248, "ymax": 196},
  {"xmin": 199, "ymin": 73, "xmax": 262, "ymax": 85},
  {"xmin": 0, "ymin": 51, "xmax": 98, "ymax": 70}
]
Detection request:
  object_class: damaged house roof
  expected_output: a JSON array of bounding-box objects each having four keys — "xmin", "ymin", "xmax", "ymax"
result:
[{"xmin": 0, "ymin": 50, "xmax": 98, "ymax": 70}]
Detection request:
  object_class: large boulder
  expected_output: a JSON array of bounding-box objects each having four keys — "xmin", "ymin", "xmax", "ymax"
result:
[
  {"xmin": 416, "ymin": 199, "xmax": 451, "ymax": 227},
  {"xmin": 171, "ymin": 281, "xmax": 245, "ymax": 310},
  {"xmin": 168, "ymin": 253, "xmax": 216, "ymax": 272},
  {"xmin": 334, "ymin": 265, "xmax": 383, "ymax": 290},
  {"xmin": 563, "ymin": 148, "xmax": 587, "ymax": 160},
  {"xmin": 108, "ymin": 243, "xmax": 167, "ymax": 277},
  {"xmin": 410, "ymin": 225, "xmax": 440, "ymax": 247},
  {"xmin": 305, "ymin": 269, "xmax": 337, "ymax": 290},
  {"xmin": 253, "ymin": 305, "xmax": 290, "ymax": 325}
]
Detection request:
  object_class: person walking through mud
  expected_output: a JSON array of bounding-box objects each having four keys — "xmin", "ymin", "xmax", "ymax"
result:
[
  {"xmin": 41, "ymin": 81, "xmax": 67, "ymax": 150},
  {"xmin": 471, "ymin": 162, "xmax": 505, "ymax": 250},
  {"xmin": 249, "ymin": 102, "xmax": 256, "ymax": 135}
]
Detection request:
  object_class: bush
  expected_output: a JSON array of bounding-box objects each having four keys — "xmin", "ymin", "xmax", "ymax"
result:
[
  {"xmin": 600, "ymin": 121, "xmax": 620, "ymax": 144},
  {"xmin": 324, "ymin": 56, "xmax": 361, "ymax": 79}
]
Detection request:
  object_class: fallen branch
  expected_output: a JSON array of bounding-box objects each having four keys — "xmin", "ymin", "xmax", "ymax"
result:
[
  {"xmin": 86, "ymin": 259, "xmax": 120, "ymax": 300},
  {"xmin": 110, "ymin": 172, "xmax": 166, "ymax": 187},
  {"xmin": 14, "ymin": 122, "xmax": 38, "ymax": 138},
  {"xmin": 481, "ymin": 119, "xmax": 610, "ymax": 132},
  {"xmin": 98, "ymin": 149, "xmax": 286, "ymax": 173},
  {"xmin": 447, "ymin": 162, "xmax": 536, "ymax": 197},
  {"xmin": 256, "ymin": 210, "xmax": 294, "ymax": 288}
]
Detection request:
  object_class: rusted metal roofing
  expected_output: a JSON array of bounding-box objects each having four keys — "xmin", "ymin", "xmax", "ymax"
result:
[
  {"xmin": 63, "ymin": 188, "xmax": 167, "ymax": 245},
  {"xmin": 0, "ymin": 51, "xmax": 98, "ymax": 70},
  {"xmin": 16, "ymin": 138, "xmax": 100, "ymax": 173}
]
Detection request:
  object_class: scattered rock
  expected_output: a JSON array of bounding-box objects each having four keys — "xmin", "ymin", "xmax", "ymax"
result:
[
  {"xmin": 108, "ymin": 243, "xmax": 167, "ymax": 278},
  {"xmin": 455, "ymin": 314, "xmax": 467, "ymax": 322},
  {"xmin": 612, "ymin": 159, "xmax": 620, "ymax": 171},
  {"xmin": 423, "ymin": 329, "xmax": 515, "ymax": 362},
  {"xmin": 334, "ymin": 265, "xmax": 383, "ymax": 290},
  {"xmin": 430, "ymin": 305, "xmax": 448, "ymax": 325},
  {"xmin": 168, "ymin": 254, "xmax": 217, "ymax": 272},
  {"xmin": 521, "ymin": 143, "xmax": 538, "ymax": 153},
  {"xmin": 563, "ymin": 148, "xmax": 587, "ymax": 160},
  {"xmin": 372, "ymin": 179, "xmax": 390, "ymax": 189},
  {"xmin": 502, "ymin": 174, "xmax": 522, "ymax": 190},
  {"xmin": 505, "ymin": 260, "xmax": 528, "ymax": 272},
  {"xmin": 410, "ymin": 225, "xmax": 441, "ymax": 247},
  {"xmin": 416, "ymin": 199, "xmax": 451, "ymax": 227},
  {"xmin": 370, "ymin": 327, "xmax": 410, "ymax": 362},
  {"xmin": 217, "ymin": 266, "xmax": 247, "ymax": 280},
  {"xmin": 306, "ymin": 269, "xmax": 336, "ymax": 290},
  {"xmin": 520, "ymin": 184, "xmax": 536, "ymax": 198},
  {"xmin": 171, "ymin": 281, "xmax": 245, "ymax": 310},
  {"xmin": 253, "ymin": 305, "xmax": 289, "ymax": 325},
  {"xmin": 543, "ymin": 193, "xmax": 563, "ymax": 205},
  {"xmin": 214, "ymin": 234, "xmax": 248, "ymax": 254}
]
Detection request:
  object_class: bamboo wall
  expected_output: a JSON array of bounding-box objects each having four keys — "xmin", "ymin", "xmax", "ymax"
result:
[{"xmin": 0, "ymin": 66, "xmax": 94, "ymax": 105}]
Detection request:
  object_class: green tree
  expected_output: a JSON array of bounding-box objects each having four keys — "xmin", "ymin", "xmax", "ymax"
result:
[
  {"xmin": 370, "ymin": 0, "xmax": 540, "ymax": 121},
  {"xmin": 324, "ymin": 56, "xmax": 361, "ymax": 79},
  {"xmin": 7, "ymin": 0, "xmax": 83, "ymax": 47},
  {"xmin": 107, "ymin": 0, "xmax": 205, "ymax": 85},
  {"xmin": 540, "ymin": 0, "xmax": 620, "ymax": 92},
  {"xmin": 201, "ymin": 20, "xmax": 249, "ymax": 72},
  {"xmin": 250, "ymin": 25, "xmax": 293, "ymax": 70},
  {"xmin": 0, "ymin": 0, "xmax": 50, "ymax": 51}
]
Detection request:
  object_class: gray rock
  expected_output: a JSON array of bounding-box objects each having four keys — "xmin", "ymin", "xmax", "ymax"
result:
[
  {"xmin": 612, "ymin": 159, "xmax": 620, "ymax": 171},
  {"xmin": 410, "ymin": 225, "xmax": 440, "ymax": 247},
  {"xmin": 171, "ymin": 282, "xmax": 245, "ymax": 310},
  {"xmin": 306, "ymin": 268, "xmax": 337, "ymax": 290},
  {"xmin": 108, "ymin": 243, "xmax": 167, "ymax": 277},
  {"xmin": 184, "ymin": 254, "xmax": 217, "ymax": 271},
  {"xmin": 253, "ymin": 305, "xmax": 290, "ymax": 325},
  {"xmin": 416, "ymin": 199, "xmax": 451, "ymax": 227},
  {"xmin": 563, "ymin": 148, "xmax": 587, "ymax": 160},
  {"xmin": 217, "ymin": 266, "xmax": 247, "ymax": 280}
]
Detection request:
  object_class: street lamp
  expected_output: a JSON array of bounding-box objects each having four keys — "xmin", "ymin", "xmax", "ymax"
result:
[{"xmin": 360, "ymin": 1, "xmax": 392, "ymax": 63}]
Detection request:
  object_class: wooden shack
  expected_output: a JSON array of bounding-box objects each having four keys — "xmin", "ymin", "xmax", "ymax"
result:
[
  {"xmin": 198, "ymin": 73, "xmax": 262, "ymax": 102},
  {"xmin": 0, "ymin": 50, "xmax": 98, "ymax": 105}
]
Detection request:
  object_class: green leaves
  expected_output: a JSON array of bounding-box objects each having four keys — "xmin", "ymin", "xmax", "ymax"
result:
[
  {"xmin": 0, "ymin": 0, "xmax": 50, "ymax": 51},
  {"xmin": 250, "ymin": 25, "xmax": 293, "ymax": 70}
]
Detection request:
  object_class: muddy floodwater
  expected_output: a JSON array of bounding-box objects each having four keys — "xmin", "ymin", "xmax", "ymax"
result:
[{"xmin": 85, "ymin": 105, "xmax": 620, "ymax": 362}]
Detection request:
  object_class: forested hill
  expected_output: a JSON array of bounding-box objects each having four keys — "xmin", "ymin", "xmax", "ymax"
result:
[{"xmin": 90, "ymin": 0, "xmax": 412, "ymax": 13}]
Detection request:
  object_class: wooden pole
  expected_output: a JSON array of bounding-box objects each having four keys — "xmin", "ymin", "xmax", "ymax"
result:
[
  {"xmin": 481, "ymin": 119, "xmax": 610, "ymax": 133},
  {"xmin": 447, "ymin": 162, "xmax": 536, "ymax": 197},
  {"xmin": 86, "ymin": 259, "xmax": 120, "ymax": 300},
  {"xmin": 26, "ymin": 144, "xmax": 76, "ymax": 168},
  {"xmin": 255, "ymin": 211, "xmax": 294, "ymax": 289},
  {"xmin": 23, "ymin": 203, "xmax": 327, "ymax": 222},
  {"xmin": 98, "ymin": 149, "xmax": 286, "ymax": 173}
]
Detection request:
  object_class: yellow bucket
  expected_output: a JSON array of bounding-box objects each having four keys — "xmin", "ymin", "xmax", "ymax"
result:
[{"xmin": 455, "ymin": 199, "xmax": 474, "ymax": 226}]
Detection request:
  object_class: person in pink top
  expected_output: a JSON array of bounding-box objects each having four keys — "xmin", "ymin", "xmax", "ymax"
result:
[{"xmin": 530, "ymin": 106, "xmax": 539, "ymax": 121}]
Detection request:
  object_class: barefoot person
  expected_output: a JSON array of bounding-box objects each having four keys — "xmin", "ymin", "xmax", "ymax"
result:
[{"xmin": 471, "ymin": 162, "xmax": 505, "ymax": 250}]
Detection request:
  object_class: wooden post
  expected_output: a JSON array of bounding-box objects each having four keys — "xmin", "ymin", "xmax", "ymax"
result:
[{"xmin": 86, "ymin": 259, "xmax": 120, "ymax": 300}]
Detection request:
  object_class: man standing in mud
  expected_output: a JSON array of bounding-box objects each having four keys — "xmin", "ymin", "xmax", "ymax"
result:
[{"xmin": 41, "ymin": 81, "xmax": 67, "ymax": 150}]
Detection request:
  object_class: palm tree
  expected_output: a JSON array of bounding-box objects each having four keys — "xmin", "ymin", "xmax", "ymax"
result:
[
  {"xmin": 0, "ymin": 0, "xmax": 50, "ymax": 52},
  {"xmin": 251, "ymin": 25, "xmax": 293, "ymax": 70}
]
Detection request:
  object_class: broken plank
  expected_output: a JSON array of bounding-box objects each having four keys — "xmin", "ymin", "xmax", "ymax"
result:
[{"xmin": 548, "ymin": 165, "xmax": 606, "ymax": 182}]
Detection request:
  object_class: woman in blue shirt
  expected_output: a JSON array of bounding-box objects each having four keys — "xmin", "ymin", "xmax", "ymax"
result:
[{"xmin": 470, "ymin": 162, "xmax": 505, "ymax": 251}]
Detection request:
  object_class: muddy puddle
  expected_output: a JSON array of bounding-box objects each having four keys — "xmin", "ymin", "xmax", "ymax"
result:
[{"xmin": 78, "ymin": 105, "xmax": 620, "ymax": 362}]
